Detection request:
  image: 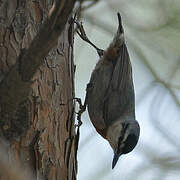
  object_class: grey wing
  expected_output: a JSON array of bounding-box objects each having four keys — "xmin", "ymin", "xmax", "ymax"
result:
[
  {"xmin": 111, "ymin": 43, "xmax": 133, "ymax": 91},
  {"xmin": 87, "ymin": 62, "xmax": 114, "ymax": 130},
  {"xmin": 103, "ymin": 43, "xmax": 135, "ymax": 126}
]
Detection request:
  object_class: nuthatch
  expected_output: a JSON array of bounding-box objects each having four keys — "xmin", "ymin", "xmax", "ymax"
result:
[{"xmin": 75, "ymin": 13, "xmax": 140, "ymax": 169}]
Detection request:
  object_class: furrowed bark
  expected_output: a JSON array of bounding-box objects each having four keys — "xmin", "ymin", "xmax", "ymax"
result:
[{"xmin": 0, "ymin": 0, "xmax": 78, "ymax": 179}]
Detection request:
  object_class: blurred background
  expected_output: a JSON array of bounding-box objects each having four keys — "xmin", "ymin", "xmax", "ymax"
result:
[{"xmin": 74, "ymin": 0, "xmax": 180, "ymax": 179}]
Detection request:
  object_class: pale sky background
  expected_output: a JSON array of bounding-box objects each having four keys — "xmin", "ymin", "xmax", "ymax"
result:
[{"xmin": 74, "ymin": 1, "xmax": 180, "ymax": 179}]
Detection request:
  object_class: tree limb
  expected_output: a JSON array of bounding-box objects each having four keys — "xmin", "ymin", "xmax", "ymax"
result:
[{"xmin": 0, "ymin": 0, "xmax": 76, "ymax": 115}]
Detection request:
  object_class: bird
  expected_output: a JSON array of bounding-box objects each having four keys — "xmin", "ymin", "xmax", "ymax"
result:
[{"xmin": 76, "ymin": 12, "xmax": 140, "ymax": 169}]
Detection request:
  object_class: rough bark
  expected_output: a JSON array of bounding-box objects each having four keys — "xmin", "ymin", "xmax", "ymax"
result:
[{"xmin": 0, "ymin": 0, "xmax": 78, "ymax": 179}]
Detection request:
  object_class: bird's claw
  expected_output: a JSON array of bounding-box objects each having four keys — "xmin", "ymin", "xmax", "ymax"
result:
[{"xmin": 74, "ymin": 97, "xmax": 87, "ymax": 127}]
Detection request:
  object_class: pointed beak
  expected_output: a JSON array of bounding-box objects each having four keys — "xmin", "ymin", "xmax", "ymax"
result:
[{"xmin": 112, "ymin": 151, "xmax": 121, "ymax": 169}]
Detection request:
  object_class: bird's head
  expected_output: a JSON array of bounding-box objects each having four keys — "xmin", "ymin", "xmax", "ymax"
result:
[{"xmin": 106, "ymin": 119, "xmax": 140, "ymax": 169}]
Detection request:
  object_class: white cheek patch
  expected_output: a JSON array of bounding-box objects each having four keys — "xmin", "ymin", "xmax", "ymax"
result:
[
  {"xmin": 106, "ymin": 121, "xmax": 124, "ymax": 150},
  {"xmin": 123, "ymin": 131, "xmax": 129, "ymax": 143},
  {"xmin": 120, "ymin": 132, "xmax": 128, "ymax": 149}
]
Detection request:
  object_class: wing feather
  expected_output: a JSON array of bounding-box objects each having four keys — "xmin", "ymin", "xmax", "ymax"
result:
[
  {"xmin": 103, "ymin": 43, "xmax": 135, "ymax": 126},
  {"xmin": 111, "ymin": 43, "xmax": 132, "ymax": 91}
]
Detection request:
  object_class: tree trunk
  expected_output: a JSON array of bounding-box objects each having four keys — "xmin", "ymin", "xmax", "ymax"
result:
[{"xmin": 0, "ymin": 0, "xmax": 78, "ymax": 179}]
